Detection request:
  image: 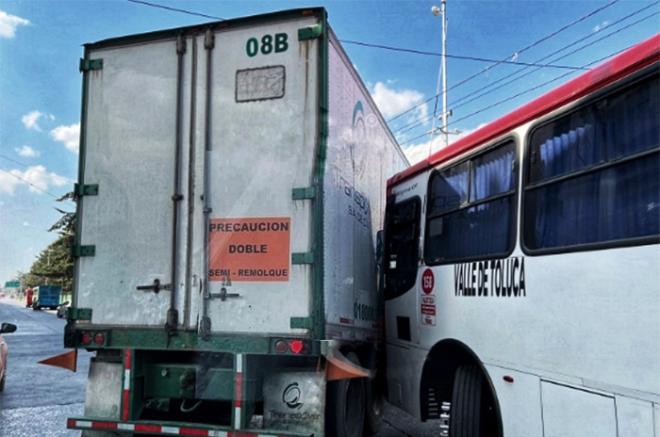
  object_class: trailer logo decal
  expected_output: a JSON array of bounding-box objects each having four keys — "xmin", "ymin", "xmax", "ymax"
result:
[
  {"xmin": 282, "ymin": 382, "xmax": 303, "ymax": 409},
  {"xmin": 209, "ymin": 217, "xmax": 290, "ymax": 282}
]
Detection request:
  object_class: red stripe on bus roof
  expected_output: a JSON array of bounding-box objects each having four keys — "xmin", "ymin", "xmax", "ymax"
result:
[{"xmin": 388, "ymin": 34, "xmax": 660, "ymax": 187}]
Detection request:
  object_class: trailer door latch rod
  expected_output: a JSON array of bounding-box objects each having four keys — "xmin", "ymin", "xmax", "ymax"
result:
[{"xmin": 136, "ymin": 278, "xmax": 172, "ymax": 294}]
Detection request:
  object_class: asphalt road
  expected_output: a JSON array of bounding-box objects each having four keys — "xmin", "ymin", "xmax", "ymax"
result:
[{"xmin": 0, "ymin": 298, "xmax": 435, "ymax": 436}]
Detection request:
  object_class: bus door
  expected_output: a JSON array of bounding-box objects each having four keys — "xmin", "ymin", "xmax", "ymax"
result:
[{"xmin": 383, "ymin": 196, "xmax": 421, "ymax": 344}]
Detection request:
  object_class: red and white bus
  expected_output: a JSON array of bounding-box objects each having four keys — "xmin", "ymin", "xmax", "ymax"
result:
[{"xmin": 383, "ymin": 34, "xmax": 659, "ymax": 437}]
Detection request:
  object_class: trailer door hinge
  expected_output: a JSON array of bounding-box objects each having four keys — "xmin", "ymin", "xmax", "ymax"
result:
[
  {"xmin": 79, "ymin": 58, "xmax": 103, "ymax": 72},
  {"xmin": 67, "ymin": 307, "xmax": 93, "ymax": 321},
  {"xmin": 292, "ymin": 252, "xmax": 314, "ymax": 265},
  {"xmin": 290, "ymin": 316, "xmax": 313, "ymax": 330},
  {"xmin": 74, "ymin": 183, "xmax": 99, "ymax": 197},
  {"xmin": 72, "ymin": 245, "xmax": 95, "ymax": 257},
  {"xmin": 292, "ymin": 186, "xmax": 316, "ymax": 200},
  {"xmin": 298, "ymin": 23, "xmax": 323, "ymax": 41}
]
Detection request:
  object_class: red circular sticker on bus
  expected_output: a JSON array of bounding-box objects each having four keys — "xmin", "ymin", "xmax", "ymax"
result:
[{"xmin": 422, "ymin": 269, "xmax": 434, "ymax": 294}]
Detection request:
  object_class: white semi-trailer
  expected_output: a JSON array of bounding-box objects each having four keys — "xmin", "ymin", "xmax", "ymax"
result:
[{"xmin": 63, "ymin": 8, "xmax": 408, "ymax": 437}]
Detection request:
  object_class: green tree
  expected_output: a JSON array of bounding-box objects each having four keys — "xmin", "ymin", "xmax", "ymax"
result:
[{"xmin": 23, "ymin": 193, "xmax": 75, "ymax": 292}]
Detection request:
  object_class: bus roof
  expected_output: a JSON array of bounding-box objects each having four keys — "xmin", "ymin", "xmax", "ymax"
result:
[{"xmin": 388, "ymin": 34, "xmax": 660, "ymax": 188}]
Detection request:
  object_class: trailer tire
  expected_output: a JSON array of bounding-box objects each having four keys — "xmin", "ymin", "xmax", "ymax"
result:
[
  {"xmin": 364, "ymin": 369, "xmax": 384, "ymax": 435},
  {"xmin": 449, "ymin": 366, "xmax": 483, "ymax": 437},
  {"xmin": 326, "ymin": 352, "xmax": 366, "ymax": 437}
]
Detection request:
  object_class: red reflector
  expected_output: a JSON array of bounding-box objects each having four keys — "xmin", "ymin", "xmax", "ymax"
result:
[
  {"xmin": 180, "ymin": 427, "xmax": 209, "ymax": 436},
  {"xmin": 274, "ymin": 340, "xmax": 287, "ymax": 353},
  {"xmin": 81, "ymin": 332, "xmax": 92, "ymax": 345},
  {"xmin": 92, "ymin": 421, "xmax": 118, "ymax": 430},
  {"xmin": 289, "ymin": 340, "xmax": 304, "ymax": 354},
  {"xmin": 93, "ymin": 332, "xmax": 105, "ymax": 345},
  {"xmin": 135, "ymin": 424, "xmax": 161, "ymax": 432},
  {"xmin": 66, "ymin": 419, "xmax": 76, "ymax": 428}
]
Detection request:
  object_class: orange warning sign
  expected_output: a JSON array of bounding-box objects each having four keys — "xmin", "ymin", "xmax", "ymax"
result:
[{"xmin": 208, "ymin": 217, "xmax": 290, "ymax": 282}]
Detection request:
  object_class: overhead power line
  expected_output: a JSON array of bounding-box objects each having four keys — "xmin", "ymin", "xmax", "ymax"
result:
[
  {"xmin": 448, "ymin": 2, "xmax": 659, "ymax": 111},
  {"xmin": 387, "ymin": 0, "xmax": 620, "ymax": 123},
  {"xmin": 398, "ymin": 42, "xmax": 637, "ymax": 148},
  {"xmin": 0, "ymin": 154, "xmax": 31, "ymax": 169},
  {"xmin": 339, "ymin": 40, "xmax": 587, "ymax": 70},
  {"xmin": 0, "ymin": 168, "xmax": 60, "ymax": 199},
  {"xmin": 126, "ymin": 0, "xmax": 225, "ymax": 20},
  {"xmin": 394, "ymin": 8, "xmax": 659, "ymax": 138}
]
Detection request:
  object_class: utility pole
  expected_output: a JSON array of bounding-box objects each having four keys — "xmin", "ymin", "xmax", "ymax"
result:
[
  {"xmin": 430, "ymin": 0, "xmax": 459, "ymax": 154},
  {"xmin": 440, "ymin": 0, "xmax": 449, "ymax": 148}
]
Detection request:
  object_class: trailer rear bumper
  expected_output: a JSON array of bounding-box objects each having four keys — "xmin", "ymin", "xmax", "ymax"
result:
[{"xmin": 66, "ymin": 417, "xmax": 313, "ymax": 437}]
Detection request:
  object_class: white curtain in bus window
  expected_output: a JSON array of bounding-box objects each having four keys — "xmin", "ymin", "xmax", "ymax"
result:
[
  {"xmin": 425, "ymin": 140, "xmax": 516, "ymax": 264},
  {"xmin": 524, "ymin": 74, "xmax": 659, "ymax": 251}
]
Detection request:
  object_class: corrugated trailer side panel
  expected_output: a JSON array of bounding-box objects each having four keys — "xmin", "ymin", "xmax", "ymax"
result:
[{"xmin": 323, "ymin": 31, "xmax": 409, "ymax": 340}]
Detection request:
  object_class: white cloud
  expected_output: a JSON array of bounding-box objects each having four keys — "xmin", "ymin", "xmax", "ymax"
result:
[
  {"xmin": 0, "ymin": 10, "xmax": 30, "ymax": 39},
  {"xmin": 22, "ymin": 221, "xmax": 30, "ymax": 227},
  {"xmin": 0, "ymin": 165, "xmax": 69, "ymax": 195},
  {"xmin": 371, "ymin": 81, "xmax": 428, "ymax": 122},
  {"xmin": 50, "ymin": 123, "xmax": 80, "ymax": 153},
  {"xmin": 21, "ymin": 110, "xmax": 55, "ymax": 131},
  {"xmin": 593, "ymin": 21, "xmax": 610, "ymax": 33},
  {"xmin": 15, "ymin": 145, "xmax": 39, "ymax": 157}
]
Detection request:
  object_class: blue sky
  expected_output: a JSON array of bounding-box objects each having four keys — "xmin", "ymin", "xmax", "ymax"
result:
[{"xmin": 0, "ymin": 0, "xmax": 658, "ymax": 284}]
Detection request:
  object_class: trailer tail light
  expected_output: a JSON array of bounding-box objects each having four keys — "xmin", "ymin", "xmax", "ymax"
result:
[
  {"xmin": 81, "ymin": 332, "xmax": 92, "ymax": 346},
  {"xmin": 272, "ymin": 338, "xmax": 308, "ymax": 354},
  {"xmin": 94, "ymin": 332, "xmax": 105, "ymax": 346},
  {"xmin": 274, "ymin": 340, "xmax": 288, "ymax": 353},
  {"xmin": 289, "ymin": 340, "xmax": 304, "ymax": 354}
]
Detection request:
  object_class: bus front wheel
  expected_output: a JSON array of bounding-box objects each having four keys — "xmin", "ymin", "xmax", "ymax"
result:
[{"xmin": 449, "ymin": 365, "xmax": 484, "ymax": 437}]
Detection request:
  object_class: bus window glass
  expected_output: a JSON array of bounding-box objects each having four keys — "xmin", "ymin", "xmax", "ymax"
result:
[
  {"xmin": 425, "ymin": 140, "xmax": 517, "ymax": 264},
  {"xmin": 384, "ymin": 197, "xmax": 421, "ymax": 299},
  {"xmin": 524, "ymin": 73, "xmax": 660, "ymax": 251},
  {"xmin": 428, "ymin": 162, "xmax": 469, "ymax": 216}
]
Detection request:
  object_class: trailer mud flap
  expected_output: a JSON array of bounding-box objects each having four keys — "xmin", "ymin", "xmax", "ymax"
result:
[{"xmin": 263, "ymin": 372, "xmax": 326, "ymax": 436}]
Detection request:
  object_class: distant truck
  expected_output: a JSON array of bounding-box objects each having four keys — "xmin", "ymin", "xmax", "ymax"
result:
[
  {"xmin": 32, "ymin": 285, "xmax": 62, "ymax": 310},
  {"xmin": 63, "ymin": 8, "xmax": 408, "ymax": 437}
]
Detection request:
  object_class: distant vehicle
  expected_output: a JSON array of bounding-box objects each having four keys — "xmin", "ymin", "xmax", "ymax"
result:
[
  {"xmin": 57, "ymin": 301, "xmax": 70, "ymax": 319},
  {"xmin": 32, "ymin": 285, "xmax": 62, "ymax": 311},
  {"xmin": 383, "ymin": 35, "xmax": 659, "ymax": 437},
  {"xmin": 0, "ymin": 322, "xmax": 18, "ymax": 392},
  {"xmin": 25, "ymin": 288, "xmax": 33, "ymax": 308}
]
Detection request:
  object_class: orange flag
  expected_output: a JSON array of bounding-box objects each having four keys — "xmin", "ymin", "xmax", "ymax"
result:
[{"xmin": 38, "ymin": 349, "xmax": 78, "ymax": 372}]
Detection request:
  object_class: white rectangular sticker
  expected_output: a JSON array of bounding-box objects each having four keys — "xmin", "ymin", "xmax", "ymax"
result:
[{"xmin": 236, "ymin": 65, "xmax": 285, "ymax": 102}]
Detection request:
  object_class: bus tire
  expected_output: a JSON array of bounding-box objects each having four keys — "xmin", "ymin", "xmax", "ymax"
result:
[
  {"xmin": 450, "ymin": 366, "xmax": 483, "ymax": 437},
  {"xmin": 326, "ymin": 352, "xmax": 366, "ymax": 437}
]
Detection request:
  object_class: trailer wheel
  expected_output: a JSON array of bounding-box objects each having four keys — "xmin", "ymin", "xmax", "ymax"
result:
[
  {"xmin": 364, "ymin": 368, "xmax": 384, "ymax": 435},
  {"xmin": 326, "ymin": 352, "xmax": 366, "ymax": 437},
  {"xmin": 449, "ymin": 366, "xmax": 483, "ymax": 437}
]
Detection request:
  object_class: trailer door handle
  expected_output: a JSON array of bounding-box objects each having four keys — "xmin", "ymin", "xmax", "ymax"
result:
[
  {"xmin": 136, "ymin": 279, "xmax": 172, "ymax": 294},
  {"xmin": 209, "ymin": 287, "xmax": 240, "ymax": 302}
]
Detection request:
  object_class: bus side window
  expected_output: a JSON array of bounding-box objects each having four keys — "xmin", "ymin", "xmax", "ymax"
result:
[
  {"xmin": 384, "ymin": 197, "xmax": 421, "ymax": 300},
  {"xmin": 524, "ymin": 73, "xmax": 660, "ymax": 252}
]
